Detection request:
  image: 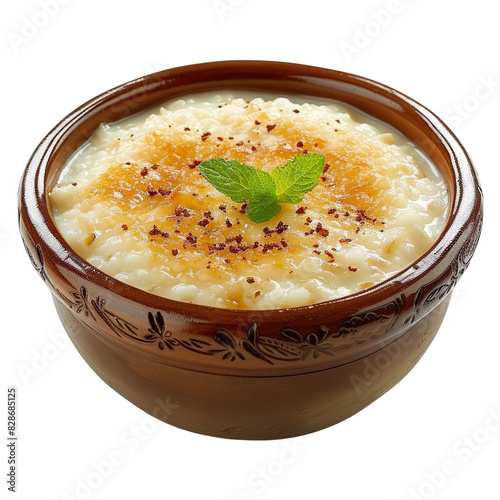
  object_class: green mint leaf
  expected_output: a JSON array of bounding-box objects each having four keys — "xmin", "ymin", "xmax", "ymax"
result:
[
  {"xmin": 245, "ymin": 170, "xmax": 281, "ymax": 223},
  {"xmin": 246, "ymin": 195, "xmax": 282, "ymax": 223},
  {"xmin": 198, "ymin": 153, "xmax": 325, "ymax": 224},
  {"xmin": 270, "ymin": 153, "xmax": 325, "ymax": 203},
  {"xmin": 248, "ymin": 168, "xmax": 277, "ymax": 198},
  {"xmin": 199, "ymin": 158, "xmax": 255, "ymax": 203}
]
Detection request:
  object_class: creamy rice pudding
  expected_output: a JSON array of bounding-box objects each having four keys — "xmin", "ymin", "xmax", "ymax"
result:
[{"xmin": 50, "ymin": 92, "xmax": 448, "ymax": 309}]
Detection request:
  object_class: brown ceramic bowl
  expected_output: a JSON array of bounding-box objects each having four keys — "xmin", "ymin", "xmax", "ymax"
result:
[{"xmin": 19, "ymin": 61, "xmax": 483, "ymax": 440}]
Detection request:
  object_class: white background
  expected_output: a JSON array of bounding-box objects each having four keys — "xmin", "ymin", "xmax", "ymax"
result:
[{"xmin": 2, "ymin": 1, "xmax": 498, "ymax": 499}]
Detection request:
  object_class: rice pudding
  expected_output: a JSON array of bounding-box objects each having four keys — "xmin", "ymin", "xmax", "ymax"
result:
[{"xmin": 49, "ymin": 92, "xmax": 448, "ymax": 309}]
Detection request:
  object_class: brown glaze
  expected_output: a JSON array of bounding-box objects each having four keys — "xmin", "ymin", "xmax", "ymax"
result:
[{"xmin": 18, "ymin": 61, "xmax": 483, "ymax": 439}]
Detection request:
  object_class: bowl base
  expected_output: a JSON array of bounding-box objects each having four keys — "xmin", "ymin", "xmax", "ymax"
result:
[{"xmin": 53, "ymin": 295, "xmax": 450, "ymax": 439}]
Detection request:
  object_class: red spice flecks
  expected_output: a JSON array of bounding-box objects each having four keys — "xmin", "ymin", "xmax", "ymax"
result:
[
  {"xmin": 313, "ymin": 250, "xmax": 321, "ymax": 255},
  {"xmin": 175, "ymin": 206, "xmax": 191, "ymax": 217},
  {"xmin": 310, "ymin": 221, "xmax": 326, "ymax": 236},
  {"xmin": 188, "ymin": 160, "xmax": 202, "ymax": 169},
  {"xmin": 327, "ymin": 208, "xmax": 336, "ymax": 214},
  {"xmin": 247, "ymin": 277, "xmax": 255, "ymax": 284},
  {"xmin": 306, "ymin": 217, "xmax": 312, "ymax": 224},
  {"xmin": 71, "ymin": 182, "xmax": 78, "ymax": 186},
  {"xmin": 186, "ymin": 233, "xmax": 198, "ymax": 246},
  {"xmin": 236, "ymin": 141, "xmax": 244, "ymax": 146},
  {"xmin": 140, "ymin": 167, "xmax": 149, "ymax": 176},
  {"xmin": 296, "ymin": 141, "xmax": 304, "ymax": 148},
  {"xmin": 217, "ymin": 137, "xmax": 224, "ymax": 141},
  {"xmin": 225, "ymin": 258, "xmax": 231, "ymax": 264},
  {"xmin": 293, "ymin": 109, "xmax": 300, "ymax": 113},
  {"xmin": 158, "ymin": 187, "xmax": 171, "ymax": 196},
  {"xmin": 348, "ymin": 266, "xmax": 358, "ymax": 272},
  {"xmin": 254, "ymin": 120, "xmax": 261, "ymax": 125},
  {"xmin": 225, "ymin": 218, "xmax": 233, "ymax": 228},
  {"xmin": 151, "ymin": 164, "xmax": 159, "ymax": 170},
  {"xmin": 149, "ymin": 225, "xmax": 169, "ymax": 238},
  {"xmin": 339, "ymin": 237, "xmax": 352, "ymax": 243},
  {"xmin": 324, "ymin": 250, "xmax": 334, "ymax": 259},
  {"xmin": 296, "ymin": 206, "xmax": 307, "ymax": 214},
  {"xmin": 251, "ymin": 145, "xmax": 257, "ymax": 152},
  {"xmin": 275, "ymin": 221, "xmax": 289, "ymax": 234},
  {"xmin": 121, "ymin": 224, "xmax": 128, "ymax": 230},
  {"xmin": 207, "ymin": 243, "xmax": 226, "ymax": 254},
  {"xmin": 219, "ymin": 204, "xmax": 227, "ymax": 212},
  {"xmin": 280, "ymin": 238, "xmax": 288, "ymax": 248},
  {"xmin": 147, "ymin": 186, "xmax": 158, "ymax": 196},
  {"xmin": 355, "ymin": 209, "xmax": 377, "ymax": 224},
  {"xmin": 230, "ymin": 243, "xmax": 257, "ymax": 254},
  {"xmin": 198, "ymin": 219, "xmax": 210, "ymax": 227},
  {"xmin": 201, "ymin": 132, "xmax": 211, "ymax": 141},
  {"xmin": 184, "ymin": 127, "xmax": 190, "ymax": 131},
  {"xmin": 266, "ymin": 124, "xmax": 276, "ymax": 132},
  {"xmin": 204, "ymin": 211, "xmax": 214, "ymax": 221},
  {"xmin": 263, "ymin": 221, "xmax": 289, "ymax": 237},
  {"xmin": 172, "ymin": 248, "xmax": 179, "ymax": 256},
  {"xmin": 323, "ymin": 164, "xmax": 330, "ymax": 174},
  {"xmin": 226, "ymin": 234, "xmax": 243, "ymax": 245},
  {"xmin": 262, "ymin": 242, "xmax": 282, "ymax": 253},
  {"xmin": 240, "ymin": 202, "xmax": 247, "ymax": 214}
]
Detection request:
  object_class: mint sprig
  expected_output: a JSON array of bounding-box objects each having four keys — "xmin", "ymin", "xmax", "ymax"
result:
[
  {"xmin": 199, "ymin": 153, "xmax": 325, "ymax": 223},
  {"xmin": 271, "ymin": 153, "xmax": 327, "ymax": 204}
]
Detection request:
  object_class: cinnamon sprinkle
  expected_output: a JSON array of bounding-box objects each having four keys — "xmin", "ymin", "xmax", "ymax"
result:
[{"xmin": 149, "ymin": 225, "xmax": 169, "ymax": 238}]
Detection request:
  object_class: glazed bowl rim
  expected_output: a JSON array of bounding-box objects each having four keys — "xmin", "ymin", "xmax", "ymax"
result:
[{"xmin": 20, "ymin": 59, "xmax": 478, "ymax": 328}]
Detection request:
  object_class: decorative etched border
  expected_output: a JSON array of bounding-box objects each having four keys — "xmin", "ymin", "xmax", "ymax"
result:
[{"xmin": 54, "ymin": 282, "xmax": 407, "ymax": 366}]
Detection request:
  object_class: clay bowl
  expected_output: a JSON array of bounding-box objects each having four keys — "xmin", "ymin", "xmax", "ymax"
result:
[{"xmin": 19, "ymin": 61, "xmax": 483, "ymax": 440}]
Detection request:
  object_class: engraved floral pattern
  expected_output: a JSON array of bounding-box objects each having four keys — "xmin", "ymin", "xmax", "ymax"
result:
[
  {"xmin": 281, "ymin": 325, "xmax": 336, "ymax": 360},
  {"xmin": 56, "ymin": 285, "xmax": 412, "ymax": 366},
  {"xmin": 145, "ymin": 312, "xmax": 179, "ymax": 351},
  {"xmin": 91, "ymin": 296, "xmax": 139, "ymax": 340},
  {"xmin": 66, "ymin": 286, "xmax": 96, "ymax": 320},
  {"xmin": 406, "ymin": 212, "xmax": 483, "ymax": 325},
  {"xmin": 23, "ymin": 241, "xmax": 47, "ymax": 282}
]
